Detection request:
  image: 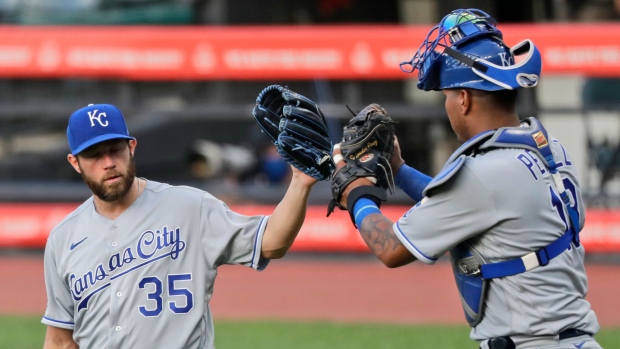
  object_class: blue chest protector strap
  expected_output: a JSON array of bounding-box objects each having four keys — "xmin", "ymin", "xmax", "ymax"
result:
[
  {"xmin": 438, "ymin": 117, "xmax": 582, "ymax": 327},
  {"xmin": 477, "ymin": 117, "xmax": 581, "ymax": 280}
]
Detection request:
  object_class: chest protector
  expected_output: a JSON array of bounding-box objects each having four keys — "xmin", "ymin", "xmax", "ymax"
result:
[{"xmin": 424, "ymin": 117, "xmax": 581, "ymax": 327}]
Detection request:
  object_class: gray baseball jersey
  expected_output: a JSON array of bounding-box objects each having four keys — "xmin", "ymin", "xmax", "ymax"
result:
[
  {"xmin": 42, "ymin": 179, "xmax": 269, "ymax": 349},
  {"xmin": 394, "ymin": 133, "xmax": 600, "ymax": 342}
]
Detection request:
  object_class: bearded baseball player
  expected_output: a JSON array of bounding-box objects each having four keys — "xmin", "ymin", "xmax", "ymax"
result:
[
  {"xmin": 329, "ymin": 9, "xmax": 602, "ymax": 349},
  {"xmin": 42, "ymin": 100, "xmax": 327, "ymax": 348}
]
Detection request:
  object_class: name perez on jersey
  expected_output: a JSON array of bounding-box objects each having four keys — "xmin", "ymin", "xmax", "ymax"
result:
[
  {"xmin": 516, "ymin": 140, "xmax": 572, "ymax": 181},
  {"xmin": 69, "ymin": 226, "xmax": 186, "ymax": 311}
]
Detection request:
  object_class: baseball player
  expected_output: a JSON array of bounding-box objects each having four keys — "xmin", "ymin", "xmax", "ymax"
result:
[
  {"xmin": 332, "ymin": 9, "xmax": 602, "ymax": 349},
  {"xmin": 42, "ymin": 104, "xmax": 318, "ymax": 349}
]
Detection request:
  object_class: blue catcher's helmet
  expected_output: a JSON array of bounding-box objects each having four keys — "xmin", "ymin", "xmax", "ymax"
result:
[{"xmin": 401, "ymin": 9, "xmax": 542, "ymax": 91}]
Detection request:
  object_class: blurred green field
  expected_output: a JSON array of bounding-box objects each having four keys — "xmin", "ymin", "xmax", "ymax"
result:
[{"xmin": 2, "ymin": 315, "xmax": 619, "ymax": 349}]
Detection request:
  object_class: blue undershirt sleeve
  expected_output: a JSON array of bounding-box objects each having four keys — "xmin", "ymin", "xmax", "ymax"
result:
[{"xmin": 395, "ymin": 164, "xmax": 432, "ymax": 202}]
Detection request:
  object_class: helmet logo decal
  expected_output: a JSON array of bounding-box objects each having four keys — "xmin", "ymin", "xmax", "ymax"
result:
[
  {"xmin": 517, "ymin": 73, "xmax": 539, "ymax": 88},
  {"xmin": 498, "ymin": 53, "xmax": 514, "ymax": 67}
]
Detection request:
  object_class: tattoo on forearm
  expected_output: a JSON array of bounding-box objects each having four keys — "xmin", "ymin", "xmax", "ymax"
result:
[{"xmin": 359, "ymin": 214, "xmax": 402, "ymax": 254}]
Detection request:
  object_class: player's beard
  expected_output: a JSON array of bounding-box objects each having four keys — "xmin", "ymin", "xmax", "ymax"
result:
[{"xmin": 80, "ymin": 155, "xmax": 137, "ymax": 202}]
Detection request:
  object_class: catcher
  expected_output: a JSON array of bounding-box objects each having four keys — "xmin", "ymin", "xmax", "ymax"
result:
[{"xmin": 330, "ymin": 8, "xmax": 601, "ymax": 349}]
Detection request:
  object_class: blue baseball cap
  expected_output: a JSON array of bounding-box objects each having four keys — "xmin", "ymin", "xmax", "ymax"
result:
[{"xmin": 67, "ymin": 104, "xmax": 135, "ymax": 155}]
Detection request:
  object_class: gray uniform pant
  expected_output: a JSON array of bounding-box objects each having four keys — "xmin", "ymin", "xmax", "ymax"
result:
[{"xmin": 479, "ymin": 334, "xmax": 602, "ymax": 349}]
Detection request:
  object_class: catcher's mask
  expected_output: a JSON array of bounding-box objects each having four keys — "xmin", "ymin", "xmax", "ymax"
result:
[{"xmin": 400, "ymin": 8, "xmax": 541, "ymax": 91}]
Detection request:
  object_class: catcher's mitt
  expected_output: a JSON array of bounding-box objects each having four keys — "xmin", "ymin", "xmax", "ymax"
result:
[
  {"xmin": 252, "ymin": 85, "xmax": 335, "ymax": 181},
  {"xmin": 327, "ymin": 103, "xmax": 395, "ymax": 216}
]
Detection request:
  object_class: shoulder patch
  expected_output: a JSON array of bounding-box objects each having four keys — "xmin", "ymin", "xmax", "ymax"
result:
[{"xmin": 532, "ymin": 131, "xmax": 548, "ymax": 148}]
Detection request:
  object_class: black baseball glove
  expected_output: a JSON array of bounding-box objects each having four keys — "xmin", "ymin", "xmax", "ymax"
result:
[
  {"xmin": 252, "ymin": 85, "xmax": 335, "ymax": 181},
  {"xmin": 327, "ymin": 103, "xmax": 395, "ymax": 216}
]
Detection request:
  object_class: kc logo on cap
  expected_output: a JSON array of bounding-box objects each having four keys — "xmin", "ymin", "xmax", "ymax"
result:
[{"xmin": 67, "ymin": 104, "xmax": 135, "ymax": 155}]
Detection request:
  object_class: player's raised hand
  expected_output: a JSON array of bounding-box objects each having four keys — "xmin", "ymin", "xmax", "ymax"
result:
[
  {"xmin": 326, "ymin": 104, "xmax": 395, "ymax": 217},
  {"xmin": 390, "ymin": 136, "xmax": 406, "ymax": 176},
  {"xmin": 332, "ymin": 143, "xmax": 345, "ymax": 170},
  {"xmin": 330, "ymin": 143, "xmax": 375, "ymax": 210},
  {"xmin": 252, "ymin": 84, "xmax": 335, "ymax": 181},
  {"xmin": 289, "ymin": 164, "xmax": 319, "ymax": 187}
]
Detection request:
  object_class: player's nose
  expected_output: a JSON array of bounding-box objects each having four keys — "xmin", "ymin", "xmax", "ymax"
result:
[{"xmin": 101, "ymin": 152, "xmax": 117, "ymax": 169}]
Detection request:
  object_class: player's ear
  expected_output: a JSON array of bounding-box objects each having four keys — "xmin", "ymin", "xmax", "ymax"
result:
[
  {"xmin": 128, "ymin": 139, "xmax": 137, "ymax": 157},
  {"xmin": 460, "ymin": 89, "xmax": 472, "ymax": 115},
  {"xmin": 67, "ymin": 154, "xmax": 81, "ymax": 174}
]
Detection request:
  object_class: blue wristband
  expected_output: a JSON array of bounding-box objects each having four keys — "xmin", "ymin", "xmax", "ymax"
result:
[
  {"xmin": 353, "ymin": 198, "xmax": 381, "ymax": 228},
  {"xmin": 395, "ymin": 164, "xmax": 432, "ymax": 202}
]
